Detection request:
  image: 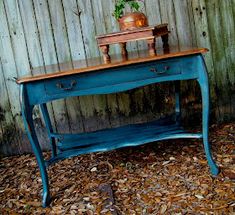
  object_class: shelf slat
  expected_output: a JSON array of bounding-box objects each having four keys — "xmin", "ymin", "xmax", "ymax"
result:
[{"xmin": 46, "ymin": 116, "xmax": 202, "ymax": 167}]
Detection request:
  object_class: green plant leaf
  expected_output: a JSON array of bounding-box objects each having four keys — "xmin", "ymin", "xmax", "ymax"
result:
[
  {"xmin": 128, "ymin": 1, "xmax": 140, "ymax": 11},
  {"xmin": 113, "ymin": 0, "xmax": 142, "ymax": 20}
]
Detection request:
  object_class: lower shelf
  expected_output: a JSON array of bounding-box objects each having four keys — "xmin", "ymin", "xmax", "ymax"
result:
[{"xmin": 46, "ymin": 116, "xmax": 202, "ymax": 167}]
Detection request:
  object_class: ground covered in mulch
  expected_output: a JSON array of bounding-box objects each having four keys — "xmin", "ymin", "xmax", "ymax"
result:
[{"xmin": 0, "ymin": 123, "xmax": 234, "ymax": 214}]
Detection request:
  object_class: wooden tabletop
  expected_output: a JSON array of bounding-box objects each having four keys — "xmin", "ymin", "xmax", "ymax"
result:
[
  {"xmin": 96, "ymin": 24, "xmax": 168, "ymax": 39},
  {"xmin": 17, "ymin": 47, "xmax": 208, "ymax": 84},
  {"xmin": 96, "ymin": 24, "xmax": 169, "ymax": 46}
]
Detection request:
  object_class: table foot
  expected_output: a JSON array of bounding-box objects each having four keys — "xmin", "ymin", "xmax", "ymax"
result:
[
  {"xmin": 206, "ymin": 151, "xmax": 220, "ymax": 176},
  {"xmin": 147, "ymin": 38, "xmax": 156, "ymax": 56},
  {"xmin": 100, "ymin": 45, "xmax": 110, "ymax": 64},
  {"xmin": 42, "ymin": 191, "xmax": 51, "ymax": 208}
]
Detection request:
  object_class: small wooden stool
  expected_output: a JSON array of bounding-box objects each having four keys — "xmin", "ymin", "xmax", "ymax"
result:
[{"xmin": 96, "ymin": 24, "xmax": 170, "ymax": 63}]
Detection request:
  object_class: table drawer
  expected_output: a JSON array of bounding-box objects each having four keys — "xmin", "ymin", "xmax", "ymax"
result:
[
  {"xmin": 141, "ymin": 60, "xmax": 182, "ymax": 77},
  {"xmin": 44, "ymin": 58, "xmax": 192, "ymax": 96},
  {"xmin": 44, "ymin": 78, "xmax": 79, "ymax": 95}
]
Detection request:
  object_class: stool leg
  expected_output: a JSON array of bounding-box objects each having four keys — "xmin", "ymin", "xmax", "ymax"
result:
[
  {"xmin": 198, "ymin": 56, "xmax": 219, "ymax": 176},
  {"xmin": 147, "ymin": 38, "xmax": 156, "ymax": 56},
  {"xmin": 161, "ymin": 34, "xmax": 169, "ymax": 53},
  {"xmin": 120, "ymin": 42, "xmax": 128, "ymax": 60},
  {"xmin": 100, "ymin": 45, "xmax": 110, "ymax": 64}
]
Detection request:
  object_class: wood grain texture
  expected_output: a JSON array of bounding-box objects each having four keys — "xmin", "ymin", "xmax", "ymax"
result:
[
  {"xmin": 47, "ymin": 0, "xmax": 71, "ymax": 133},
  {"xmin": 0, "ymin": 57, "xmax": 19, "ymax": 155},
  {"xmin": 18, "ymin": 0, "xmax": 55, "ymax": 150},
  {"xmin": 62, "ymin": 0, "xmax": 86, "ymax": 133},
  {"xmin": 17, "ymin": 47, "xmax": 208, "ymax": 83},
  {"xmin": 205, "ymin": 0, "xmax": 235, "ymax": 121},
  {"xmin": 0, "ymin": 0, "xmax": 234, "ymax": 155},
  {"xmin": 32, "ymin": 0, "xmax": 61, "ymax": 135},
  {"xmin": 0, "ymin": 0, "xmax": 28, "ymax": 155},
  {"xmin": 92, "ymin": 0, "xmax": 119, "ymax": 128}
]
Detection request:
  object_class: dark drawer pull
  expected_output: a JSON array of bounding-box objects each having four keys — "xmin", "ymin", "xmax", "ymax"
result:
[
  {"xmin": 56, "ymin": 80, "xmax": 77, "ymax": 91},
  {"xmin": 150, "ymin": 68, "xmax": 157, "ymax": 72},
  {"xmin": 150, "ymin": 66, "xmax": 170, "ymax": 74}
]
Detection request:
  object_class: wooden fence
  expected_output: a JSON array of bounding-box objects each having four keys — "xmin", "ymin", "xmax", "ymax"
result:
[{"xmin": 0, "ymin": 0, "xmax": 234, "ymax": 156}]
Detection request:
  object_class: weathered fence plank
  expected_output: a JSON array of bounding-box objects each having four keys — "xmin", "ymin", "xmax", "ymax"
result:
[
  {"xmin": 219, "ymin": 0, "xmax": 235, "ymax": 118},
  {"xmin": 62, "ymin": 0, "xmax": 86, "ymax": 133},
  {"xmin": 32, "ymin": 0, "xmax": 65, "ymax": 135},
  {"xmin": 17, "ymin": 0, "xmax": 53, "ymax": 149},
  {"xmin": 47, "ymin": 0, "xmax": 73, "ymax": 133},
  {"xmin": 0, "ymin": 0, "xmax": 28, "ymax": 154},
  {"xmin": 205, "ymin": 0, "xmax": 233, "ymax": 121},
  {"xmin": 90, "ymin": 0, "xmax": 115, "ymax": 128},
  {"xmin": 0, "ymin": 58, "xmax": 19, "ymax": 155},
  {"xmin": 76, "ymin": 0, "xmax": 102, "ymax": 132}
]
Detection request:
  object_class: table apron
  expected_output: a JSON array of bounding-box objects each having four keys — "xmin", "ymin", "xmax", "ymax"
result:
[{"xmin": 24, "ymin": 55, "xmax": 201, "ymax": 106}]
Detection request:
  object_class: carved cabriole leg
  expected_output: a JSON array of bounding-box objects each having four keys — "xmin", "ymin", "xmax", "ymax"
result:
[
  {"xmin": 161, "ymin": 34, "xmax": 169, "ymax": 53},
  {"xmin": 21, "ymin": 85, "xmax": 51, "ymax": 207},
  {"xmin": 100, "ymin": 45, "xmax": 110, "ymax": 64},
  {"xmin": 120, "ymin": 42, "xmax": 128, "ymax": 60},
  {"xmin": 175, "ymin": 81, "xmax": 181, "ymax": 125},
  {"xmin": 147, "ymin": 38, "xmax": 156, "ymax": 56},
  {"xmin": 40, "ymin": 103, "xmax": 57, "ymax": 157},
  {"xmin": 197, "ymin": 56, "xmax": 219, "ymax": 176}
]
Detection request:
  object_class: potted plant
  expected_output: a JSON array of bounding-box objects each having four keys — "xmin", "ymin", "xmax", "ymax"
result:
[{"xmin": 113, "ymin": 0, "xmax": 148, "ymax": 31}]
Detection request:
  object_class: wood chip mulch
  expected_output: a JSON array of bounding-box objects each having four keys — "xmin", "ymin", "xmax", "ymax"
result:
[{"xmin": 0, "ymin": 123, "xmax": 234, "ymax": 214}]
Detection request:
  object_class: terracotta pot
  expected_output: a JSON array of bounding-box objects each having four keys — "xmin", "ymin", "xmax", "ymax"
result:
[{"xmin": 118, "ymin": 12, "xmax": 148, "ymax": 31}]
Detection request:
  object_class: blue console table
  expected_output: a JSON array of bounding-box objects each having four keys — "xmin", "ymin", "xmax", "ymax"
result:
[{"xmin": 17, "ymin": 47, "xmax": 219, "ymax": 207}]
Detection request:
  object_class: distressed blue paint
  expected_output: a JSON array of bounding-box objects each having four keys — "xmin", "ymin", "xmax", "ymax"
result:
[
  {"xmin": 20, "ymin": 85, "xmax": 51, "ymax": 207},
  {"xmin": 197, "ymin": 55, "xmax": 219, "ymax": 176},
  {"xmin": 46, "ymin": 116, "xmax": 203, "ymax": 167},
  {"xmin": 25, "ymin": 56, "xmax": 199, "ymax": 105},
  {"xmin": 20, "ymin": 54, "xmax": 219, "ymax": 207}
]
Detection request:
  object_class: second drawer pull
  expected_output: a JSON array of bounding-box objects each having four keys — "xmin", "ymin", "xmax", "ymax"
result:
[
  {"xmin": 56, "ymin": 80, "xmax": 77, "ymax": 91},
  {"xmin": 150, "ymin": 66, "xmax": 170, "ymax": 74}
]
